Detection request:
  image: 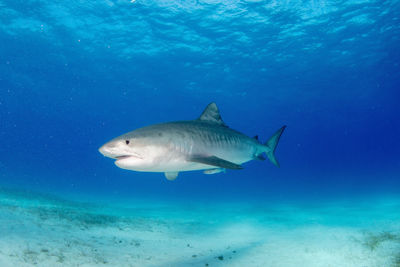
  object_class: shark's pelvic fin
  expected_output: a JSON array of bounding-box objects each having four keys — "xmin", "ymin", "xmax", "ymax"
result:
[
  {"xmin": 265, "ymin": 125, "xmax": 286, "ymax": 167},
  {"xmin": 203, "ymin": 168, "xmax": 226, "ymax": 174},
  {"xmin": 165, "ymin": 172, "xmax": 179, "ymax": 180},
  {"xmin": 198, "ymin": 102, "xmax": 227, "ymax": 126},
  {"xmin": 189, "ymin": 155, "xmax": 242, "ymax": 170},
  {"xmin": 254, "ymin": 154, "xmax": 266, "ymax": 161}
]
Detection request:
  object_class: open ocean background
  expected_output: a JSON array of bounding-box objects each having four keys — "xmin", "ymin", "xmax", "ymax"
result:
[{"xmin": 1, "ymin": 0, "xmax": 400, "ymax": 266}]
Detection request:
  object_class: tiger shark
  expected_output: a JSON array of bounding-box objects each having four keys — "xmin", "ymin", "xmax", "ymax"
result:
[{"xmin": 99, "ymin": 103, "xmax": 285, "ymax": 180}]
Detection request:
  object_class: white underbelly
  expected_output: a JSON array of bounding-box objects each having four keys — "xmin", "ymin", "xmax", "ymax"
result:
[
  {"xmin": 138, "ymin": 156, "xmax": 251, "ymax": 172},
  {"xmin": 138, "ymin": 160, "xmax": 215, "ymax": 172},
  {"xmin": 117, "ymin": 144, "xmax": 254, "ymax": 173}
]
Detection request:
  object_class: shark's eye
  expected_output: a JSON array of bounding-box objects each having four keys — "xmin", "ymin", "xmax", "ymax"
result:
[{"xmin": 125, "ymin": 140, "xmax": 130, "ymax": 145}]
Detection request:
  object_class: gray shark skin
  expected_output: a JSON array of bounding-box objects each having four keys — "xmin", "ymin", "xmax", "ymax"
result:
[{"xmin": 99, "ymin": 103, "xmax": 286, "ymax": 180}]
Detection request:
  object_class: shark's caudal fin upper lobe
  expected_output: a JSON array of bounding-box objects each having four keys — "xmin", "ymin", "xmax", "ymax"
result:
[{"xmin": 265, "ymin": 126, "xmax": 286, "ymax": 167}]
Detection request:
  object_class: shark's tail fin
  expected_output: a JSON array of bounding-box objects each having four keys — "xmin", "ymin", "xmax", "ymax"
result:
[{"xmin": 264, "ymin": 126, "xmax": 286, "ymax": 167}]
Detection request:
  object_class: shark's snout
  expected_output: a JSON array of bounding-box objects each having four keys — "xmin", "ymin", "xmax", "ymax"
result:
[
  {"xmin": 99, "ymin": 140, "xmax": 139, "ymax": 160},
  {"xmin": 98, "ymin": 144, "xmax": 110, "ymax": 157},
  {"xmin": 98, "ymin": 143, "xmax": 119, "ymax": 158}
]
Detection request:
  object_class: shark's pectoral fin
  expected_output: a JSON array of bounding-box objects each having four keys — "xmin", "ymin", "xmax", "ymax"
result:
[
  {"xmin": 189, "ymin": 155, "xmax": 242, "ymax": 170},
  {"xmin": 165, "ymin": 172, "xmax": 179, "ymax": 181},
  {"xmin": 203, "ymin": 168, "xmax": 226, "ymax": 175}
]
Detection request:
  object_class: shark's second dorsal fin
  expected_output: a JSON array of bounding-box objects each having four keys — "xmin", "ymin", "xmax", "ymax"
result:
[{"xmin": 198, "ymin": 102, "xmax": 226, "ymax": 126}]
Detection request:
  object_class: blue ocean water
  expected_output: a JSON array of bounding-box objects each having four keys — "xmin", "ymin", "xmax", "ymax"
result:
[{"xmin": 1, "ymin": 0, "xmax": 400, "ymax": 266}]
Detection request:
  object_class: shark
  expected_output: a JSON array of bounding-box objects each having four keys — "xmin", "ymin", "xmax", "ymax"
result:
[{"xmin": 99, "ymin": 103, "xmax": 286, "ymax": 180}]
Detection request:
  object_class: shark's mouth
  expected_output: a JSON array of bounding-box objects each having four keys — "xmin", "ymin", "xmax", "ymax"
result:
[
  {"xmin": 115, "ymin": 153, "xmax": 143, "ymax": 160},
  {"xmin": 115, "ymin": 155, "xmax": 133, "ymax": 160}
]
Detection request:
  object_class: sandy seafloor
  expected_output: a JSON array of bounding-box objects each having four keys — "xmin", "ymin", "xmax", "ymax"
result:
[{"xmin": 0, "ymin": 188, "xmax": 399, "ymax": 267}]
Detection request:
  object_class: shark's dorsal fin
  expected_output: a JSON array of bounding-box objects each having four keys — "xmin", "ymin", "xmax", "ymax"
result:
[{"xmin": 198, "ymin": 102, "xmax": 226, "ymax": 126}]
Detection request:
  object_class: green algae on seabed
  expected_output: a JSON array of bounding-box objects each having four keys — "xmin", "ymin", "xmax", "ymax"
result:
[
  {"xmin": 395, "ymin": 253, "xmax": 400, "ymax": 267},
  {"xmin": 362, "ymin": 231, "xmax": 400, "ymax": 251},
  {"xmin": 357, "ymin": 231, "xmax": 400, "ymax": 266}
]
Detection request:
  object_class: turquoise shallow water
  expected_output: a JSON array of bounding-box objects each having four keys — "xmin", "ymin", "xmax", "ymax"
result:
[{"xmin": 1, "ymin": 188, "xmax": 400, "ymax": 266}]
